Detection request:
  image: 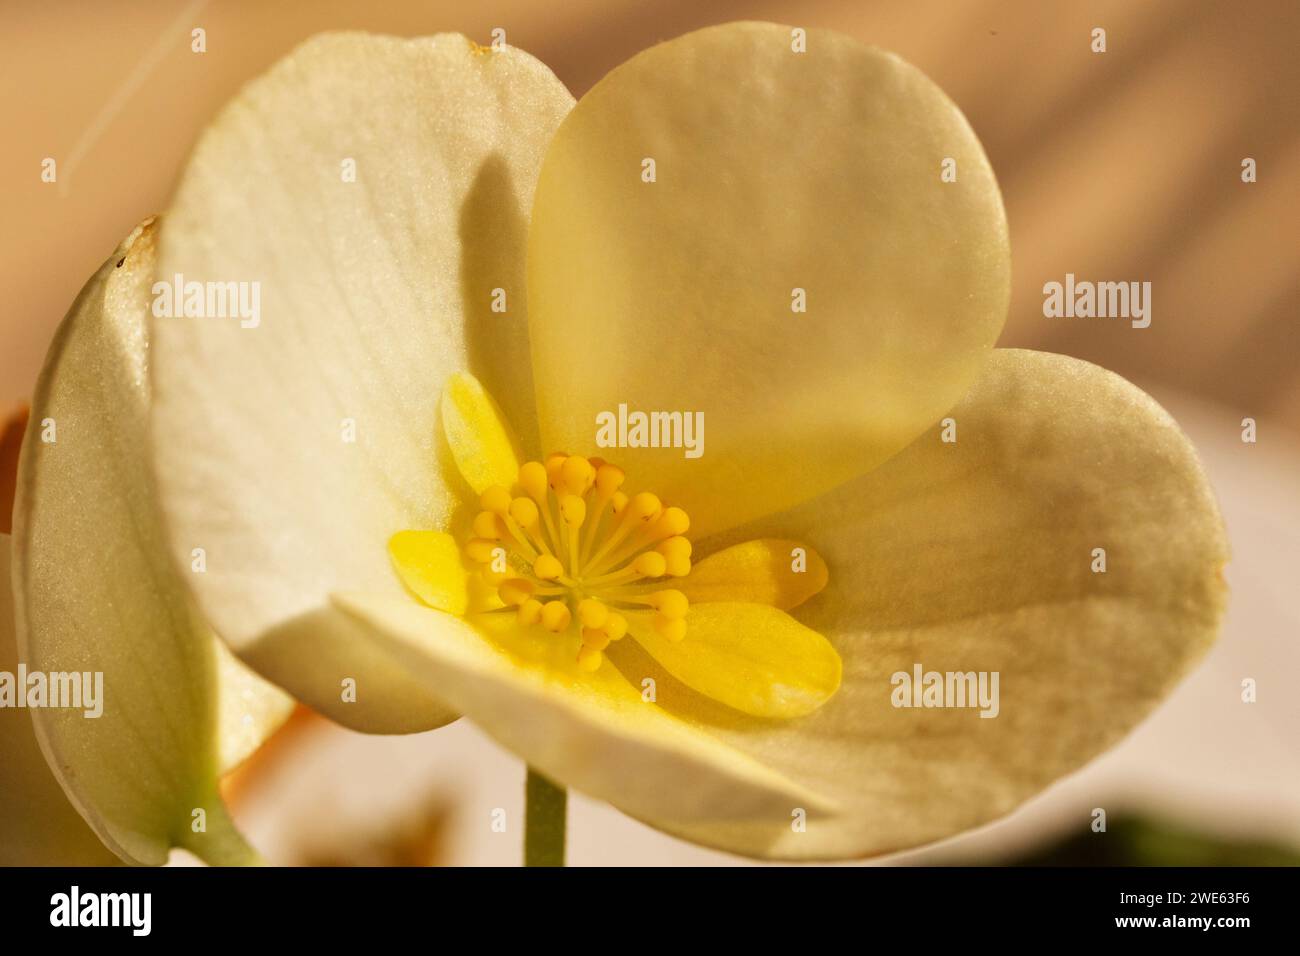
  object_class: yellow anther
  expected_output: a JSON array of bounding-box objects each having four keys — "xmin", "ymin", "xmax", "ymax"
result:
[
  {"xmin": 605, "ymin": 612, "xmax": 628, "ymax": 641},
  {"xmin": 576, "ymin": 645, "xmax": 603, "ymax": 672},
  {"xmin": 540, "ymin": 600, "xmax": 571, "ymax": 633},
  {"xmin": 480, "ymin": 485, "xmax": 512, "ymax": 515},
  {"xmin": 654, "ymin": 615, "xmax": 687, "ymax": 643},
  {"xmin": 628, "ymin": 491, "xmax": 662, "ymax": 522},
  {"xmin": 611, "ymin": 491, "xmax": 629, "ymax": 515},
  {"xmin": 632, "ymin": 551, "xmax": 667, "ymax": 578},
  {"xmin": 656, "ymin": 536, "xmax": 692, "ymax": 559},
  {"xmin": 560, "ymin": 494, "xmax": 587, "ymax": 528},
  {"xmin": 533, "ymin": 554, "xmax": 564, "ymax": 581},
  {"xmin": 581, "ymin": 627, "xmax": 612, "ymax": 651},
  {"xmin": 472, "ymin": 510, "xmax": 502, "ymax": 540},
  {"xmin": 518, "ymin": 461, "xmax": 549, "ymax": 501},
  {"xmin": 651, "ymin": 506, "xmax": 690, "ymax": 538},
  {"xmin": 498, "ymin": 578, "xmax": 535, "ymax": 606},
  {"xmin": 465, "ymin": 538, "xmax": 499, "ymax": 564},
  {"xmin": 594, "ymin": 463, "xmax": 625, "ymax": 497},
  {"xmin": 560, "ymin": 455, "xmax": 595, "ymax": 496},
  {"xmin": 509, "ymin": 496, "xmax": 539, "ymax": 528},
  {"xmin": 577, "ymin": 598, "xmax": 609, "ymax": 629},
  {"xmin": 517, "ymin": 598, "xmax": 543, "ymax": 626},
  {"xmin": 664, "ymin": 554, "xmax": 692, "ymax": 577},
  {"xmin": 544, "ymin": 452, "xmax": 568, "ymax": 489},
  {"xmin": 649, "ymin": 589, "xmax": 689, "ymax": 619}
]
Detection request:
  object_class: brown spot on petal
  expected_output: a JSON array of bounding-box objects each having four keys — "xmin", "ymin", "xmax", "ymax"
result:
[{"xmin": 0, "ymin": 404, "xmax": 30, "ymax": 534}]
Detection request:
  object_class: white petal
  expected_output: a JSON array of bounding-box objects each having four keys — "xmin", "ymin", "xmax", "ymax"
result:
[
  {"xmin": 528, "ymin": 22, "xmax": 1009, "ymax": 536},
  {"xmin": 654, "ymin": 350, "xmax": 1229, "ymax": 858},
  {"xmin": 149, "ymin": 34, "xmax": 574, "ymax": 730},
  {"xmin": 332, "ymin": 592, "xmax": 834, "ymax": 828},
  {"xmin": 0, "ymin": 535, "xmax": 120, "ymax": 865},
  {"xmin": 11, "ymin": 222, "xmax": 288, "ymax": 864}
]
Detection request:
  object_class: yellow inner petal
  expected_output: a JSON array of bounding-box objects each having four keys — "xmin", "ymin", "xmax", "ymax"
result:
[
  {"xmin": 627, "ymin": 602, "xmax": 841, "ymax": 719},
  {"xmin": 388, "ymin": 530, "xmax": 470, "ymax": 615},
  {"xmin": 677, "ymin": 539, "xmax": 828, "ymax": 610},
  {"xmin": 441, "ymin": 371, "xmax": 522, "ymax": 495}
]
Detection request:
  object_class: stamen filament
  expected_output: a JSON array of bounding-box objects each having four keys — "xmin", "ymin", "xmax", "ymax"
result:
[
  {"xmin": 579, "ymin": 494, "xmax": 611, "ymax": 567},
  {"xmin": 500, "ymin": 516, "xmax": 540, "ymax": 561},
  {"xmin": 584, "ymin": 526, "xmax": 655, "ymax": 578},
  {"xmin": 582, "ymin": 562, "xmax": 648, "ymax": 589},
  {"xmin": 568, "ymin": 525, "xmax": 581, "ymax": 576},
  {"xmin": 538, "ymin": 494, "xmax": 563, "ymax": 559},
  {"xmin": 581, "ymin": 511, "xmax": 637, "ymax": 574}
]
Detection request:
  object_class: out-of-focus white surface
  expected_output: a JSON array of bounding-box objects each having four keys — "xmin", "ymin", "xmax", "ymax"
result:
[{"xmin": 222, "ymin": 388, "xmax": 1300, "ymax": 866}]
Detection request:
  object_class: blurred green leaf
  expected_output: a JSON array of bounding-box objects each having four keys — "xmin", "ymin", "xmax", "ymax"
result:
[{"xmin": 1008, "ymin": 815, "xmax": 1300, "ymax": 867}]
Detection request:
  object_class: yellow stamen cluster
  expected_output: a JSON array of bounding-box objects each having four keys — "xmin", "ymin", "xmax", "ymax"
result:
[{"xmin": 465, "ymin": 453, "xmax": 692, "ymax": 671}]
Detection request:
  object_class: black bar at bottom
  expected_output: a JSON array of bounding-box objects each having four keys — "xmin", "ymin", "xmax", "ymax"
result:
[{"xmin": 0, "ymin": 865, "xmax": 1284, "ymax": 942}]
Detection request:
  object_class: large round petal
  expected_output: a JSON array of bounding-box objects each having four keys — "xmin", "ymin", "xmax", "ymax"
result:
[
  {"xmin": 11, "ymin": 222, "xmax": 292, "ymax": 865},
  {"xmin": 327, "ymin": 349, "xmax": 1225, "ymax": 860},
  {"xmin": 149, "ymin": 34, "xmax": 574, "ymax": 731},
  {"xmin": 662, "ymin": 349, "xmax": 1228, "ymax": 858},
  {"xmin": 527, "ymin": 22, "xmax": 1010, "ymax": 537}
]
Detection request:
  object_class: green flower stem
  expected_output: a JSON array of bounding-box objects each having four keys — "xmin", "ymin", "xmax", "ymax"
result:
[
  {"xmin": 181, "ymin": 797, "xmax": 266, "ymax": 867},
  {"xmin": 524, "ymin": 767, "xmax": 567, "ymax": 867}
]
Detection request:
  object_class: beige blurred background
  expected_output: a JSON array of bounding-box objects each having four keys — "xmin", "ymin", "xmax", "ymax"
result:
[
  {"xmin": 3, "ymin": 0, "xmax": 1297, "ymax": 421},
  {"xmin": 2, "ymin": 1, "xmax": 1297, "ymax": 865}
]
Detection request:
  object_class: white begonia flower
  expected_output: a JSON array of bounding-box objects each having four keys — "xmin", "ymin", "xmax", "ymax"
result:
[{"xmin": 12, "ymin": 24, "xmax": 1226, "ymax": 862}]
